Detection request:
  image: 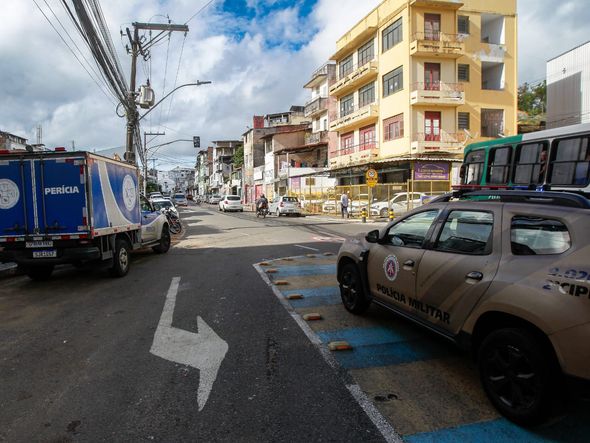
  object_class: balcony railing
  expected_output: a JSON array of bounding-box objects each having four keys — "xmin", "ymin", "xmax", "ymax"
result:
[
  {"xmin": 411, "ymin": 131, "xmax": 466, "ymax": 153},
  {"xmin": 330, "ymin": 103, "xmax": 379, "ymax": 131},
  {"xmin": 330, "ymin": 59, "xmax": 378, "ymax": 96},
  {"xmin": 304, "ymin": 62, "xmax": 333, "ymax": 88},
  {"xmin": 304, "ymin": 96, "xmax": 328, "ymax": 117},
  {"xmin": 305, "ymin": 131, "xmax": 328, "ymax": 145},
  {"xmin": 410, "ymin": 82, "xmax": 465, "ymax": 106},
  {"xmin": 330, "ymin": 141, "xmax": 377, "ymax": 157},
  {"xmin": 410, "ymin": 32, "xmax": 465, "ymax": 58}
]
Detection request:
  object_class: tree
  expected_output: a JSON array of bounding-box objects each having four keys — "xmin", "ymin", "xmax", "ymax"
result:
[
  {"xmin": 518, "ymin": 80, "xmax": 546, "ymax": 116},
  {"xmin": 232, "ymin": 146, "xmax": 244, "ymax": 168}
]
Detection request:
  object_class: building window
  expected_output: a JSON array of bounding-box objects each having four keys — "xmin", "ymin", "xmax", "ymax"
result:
[
  {"xmin": 358, "ymin": 39, "xmax": 374, "ymax": 67},
  {"xmin": 358, "ymin": 82, "xmax": 375, "ymax": 108},
  {"xmin": 340, "ymin": 132, "xmax": 354, "ymax": 155},
  {"xmin": 384, "ymin": 113, "xmax": 404, "ymax": 141},
  {"xmin": 458, "ymin": 112, "xmax": 470, "ymax": 130},
  {"xmin": 382, "ymin": 18, "xmax": 402, "ymax": 52},
  {"xmin": 340, "ymin": 93, "xmax": 354, "ymax": 117},
  {"xmin": 458, "ymin": 64, "xmax": 470, "ymax": 82},
  {"xmin": 458, "ymin": 15, "xmax": 470, "ymax": 34},
  {"xmin": 359, "ymin": 125, "xmax": 376, "ymax": 150},
  {"xmin": 482, "ymin": 62, "xmax": 505, "ymax": 90},
  {"xmin": 339, "ymin": 54, "xmax": 353, "ymax": 79},
  {"xmin": 383, "ymin": 66, "xmax": 403, "ymax": 97},
  {"xmin": 481, "ymin": 109, "xmax": 504, "ymax": 137}
]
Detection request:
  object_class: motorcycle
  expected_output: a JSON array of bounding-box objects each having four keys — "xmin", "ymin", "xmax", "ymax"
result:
[
  {"xmin": 162, "ymin": 208, "xmax": 182, "ymax": 234},
  {"xmin": 256, "ymin": 205, "xmax": 268, "ymax": 218}
]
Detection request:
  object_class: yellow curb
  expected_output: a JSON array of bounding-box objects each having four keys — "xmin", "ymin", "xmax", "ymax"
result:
[
  {"xmin": 328, "ymin": 341, "xmax": 353, "ymax": 351},
  {"xmin": 259, "ymin": 262, "xmax": 270, "ymax": 266},
  {"xmin": 306, "ymin": 254, "xmax": 316, "ymax": 258},
  {"xmin": 274, "ymin": 280, "xmax": 289, "ymax": 286},
  {"xmin": 303, "ymin": 313, "xmax": 322, "ymax": 321},
  {"xmin": 285, "ymin": 293, "xmax": 303, "ymax": 300},
  {"xmin": 323, "ymin": 252, "xmax": 334, "ymax": 256},
  {"xmin": 282, "ymin": 257, "xmax": 294, "ymax": 261}
]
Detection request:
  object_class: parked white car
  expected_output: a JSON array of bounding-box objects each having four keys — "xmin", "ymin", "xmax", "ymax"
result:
[
  {"xmin": 219, "ymin": 195, "xmax": 243, "ymax": 212},
  {"xmin": 269, "ymin": 196, "xmax": 302, "ymax": 216},
  {"xmin": 370, "ymin": 192, "xmax": 427, "ymax": 218}
]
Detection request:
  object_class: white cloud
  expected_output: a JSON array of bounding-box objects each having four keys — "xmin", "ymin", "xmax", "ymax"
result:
[{"xmin": 2, "ymin": 0, "xmax": 587, "ymax": 169}]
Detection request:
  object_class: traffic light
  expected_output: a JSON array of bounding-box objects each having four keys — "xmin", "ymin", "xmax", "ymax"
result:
[{"xmin": 193, "ymin": 136, "xmax": 200, "ymax": 148}]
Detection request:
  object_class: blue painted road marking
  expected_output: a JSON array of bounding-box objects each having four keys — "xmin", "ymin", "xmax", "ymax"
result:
[
  {"xmin": 271, "ymin": 264, "xmax": 336, "ymax": 277},
  {"xmin": 317, "ymin": 327, "xmax": 448, "ymax": 369},
  {"xmin": 282, "ymin": 286, "xmax": 341, "ymax": 307}
]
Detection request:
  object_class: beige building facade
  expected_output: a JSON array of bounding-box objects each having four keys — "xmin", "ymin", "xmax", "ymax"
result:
[{"xmin": 328, "ymin": 0, "xmax": 517, "ymax": 187}]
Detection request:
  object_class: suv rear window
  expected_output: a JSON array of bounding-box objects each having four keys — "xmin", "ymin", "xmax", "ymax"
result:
[
  {"xmin": 511, "ymin": 216, "xmax": 571, "ymax": 255},
  {"xmin": 283, "ymin": 197, "xmax": 298, "ymax": 202},
  {"xmin": 174, "ymin": 194, "xmax": 185, "ymax": 198},
  {"xmin": 226, "ymin": 196, "xmax": 241, "ymax": 201}
]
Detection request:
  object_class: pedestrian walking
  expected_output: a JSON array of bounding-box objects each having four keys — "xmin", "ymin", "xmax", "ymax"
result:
[{"xmin": 340, "ymin": 192, "xmax": 349, "ymax": 219}]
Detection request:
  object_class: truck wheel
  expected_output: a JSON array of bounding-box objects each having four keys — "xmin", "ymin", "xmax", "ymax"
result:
[
  {"xmin": 478, "ymin": 328, "xmax": 559, "ymax": 425},
  {"xmin": 153, "ymin": 225, "xmax": 171, "ymax": 254},
  {"xmin": 338, "ymin": 262, "xmax": 370, "ymax": 314},
  {"xmin": 110, "ymin": 238, "xmax": 131, "ymax": 277},
  {"xmin": 26, "ymin": 265, "xmax": 54, "ymax": 281}
]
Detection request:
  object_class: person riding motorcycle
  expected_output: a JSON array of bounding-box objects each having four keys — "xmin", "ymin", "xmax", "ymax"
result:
[{"xmin": 256, "ymin": 194, "xmax": 268, "ymax": 214}]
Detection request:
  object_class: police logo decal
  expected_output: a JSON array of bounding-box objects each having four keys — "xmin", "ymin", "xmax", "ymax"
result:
[
  {"xmin": 383, "ymin": 255, "xmax": 399, "ymax": 282},
  {"xmin": 0, "ymin": 179, "xmax": 20, "ymax": 210}
]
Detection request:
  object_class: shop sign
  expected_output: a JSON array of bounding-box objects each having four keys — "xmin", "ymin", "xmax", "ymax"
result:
[{"xmin": 414, "ymin": 162, "xmax": 449, "ymax": 180}]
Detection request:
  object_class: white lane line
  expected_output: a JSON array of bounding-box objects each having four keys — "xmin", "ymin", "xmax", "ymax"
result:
[
  {"xmin": 150, "ymin": 277, "xmax": 228, "ymax": 411},
  {"xmin": 294, "ymin": 244, "xmax": 320, "ymax": 251},
  {"xmin": 253, "ymin": 261, "xmax": 403, "ymax": 443}
]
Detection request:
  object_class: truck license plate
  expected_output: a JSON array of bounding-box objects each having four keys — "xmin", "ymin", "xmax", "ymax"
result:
[
  {"xmin": 26, "ymin": 241, "xmax": 54, "ymax": 248},
  {"xmin": 33, "ymin": 249, "xmax": 57, "ymax": 258}
]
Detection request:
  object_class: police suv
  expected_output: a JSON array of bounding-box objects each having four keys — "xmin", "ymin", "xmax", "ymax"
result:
[{"xmin": 337, "ymin": 190, "xmax": 590, "ymax": 425}]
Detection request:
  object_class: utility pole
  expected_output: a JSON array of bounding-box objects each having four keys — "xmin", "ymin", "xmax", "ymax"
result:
[
  {"xmin": 124, "ymin": 22, "xmax": 189, "ymax": 165},
  {"xmin": 144, "ymin": 131, "xmax": 165, "ymax": 195}
]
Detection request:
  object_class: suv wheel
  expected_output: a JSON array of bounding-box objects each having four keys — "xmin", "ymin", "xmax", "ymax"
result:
[
  {"xmin": 276, "ymin": 209, "xmax": 281, "ymax": 217},
  {"xmin": 478, "ymin": 328, "xmax": 558, "ymax": 425},
  {"xmin": 338, "ymin": 262, "xmax": 370, "ymax": 314},
  {"xmin": 110, "ymin": 238, "xmax": 131, "ymax": 277}
]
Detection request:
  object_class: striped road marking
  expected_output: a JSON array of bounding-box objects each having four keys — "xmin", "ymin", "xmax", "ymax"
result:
[{"xmin": 254, "ymin": 254, "xmax": 590, "ymax": 442}]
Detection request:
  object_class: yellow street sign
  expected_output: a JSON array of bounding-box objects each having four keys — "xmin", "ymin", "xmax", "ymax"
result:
[{"xmin": 366, "ymin": 169, "xmax": 378, "ymax": 187}]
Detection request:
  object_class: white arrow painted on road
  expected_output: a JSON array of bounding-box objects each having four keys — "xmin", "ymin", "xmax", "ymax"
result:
[{"xmin": 150, "ymin": 277, "xmax": 228, "ymax": 411}]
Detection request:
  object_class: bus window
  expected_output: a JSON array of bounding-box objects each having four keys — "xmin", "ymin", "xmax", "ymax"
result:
[
  {"xmin": 463, "ymin": 149, "xmax": 486, "ymax": 184},
  {"xmin": 549, "ymin": 136, "xmax": 590, "ymax": 185},
  {"xmin": 513, "ymin": 142, "xmax": 548, "ymax": 185},
  {"xmin": 487, "ymin": 146, "xmax": 512, "ymax": 184}
]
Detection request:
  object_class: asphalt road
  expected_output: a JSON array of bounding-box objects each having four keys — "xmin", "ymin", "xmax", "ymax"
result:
[{"xmin": 0, "ymin": 204, "xmax": 387, "ymax": 443}]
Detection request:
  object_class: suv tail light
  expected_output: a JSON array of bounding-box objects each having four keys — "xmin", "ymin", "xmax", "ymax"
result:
[
  {"xmin": 224, "ymin": 200, "xmax": 228, "ymax": 204},
  {"xmin": 280, "ymin": 202, "xmax": 284, "ymax": 207}
]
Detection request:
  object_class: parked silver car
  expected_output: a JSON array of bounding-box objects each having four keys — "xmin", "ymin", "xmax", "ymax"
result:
[
  {"xmin": 218, "ymin": 195, "xmax": 243, "ymax": 212},
  {"xmin": 269, "ymin": 196, "xmax": 302, "ymax": 216}
]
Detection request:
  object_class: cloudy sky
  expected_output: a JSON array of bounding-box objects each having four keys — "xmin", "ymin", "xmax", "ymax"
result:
[{"xmin": 1, "ymin": 0, "xmax": 588, "ymax": 170}]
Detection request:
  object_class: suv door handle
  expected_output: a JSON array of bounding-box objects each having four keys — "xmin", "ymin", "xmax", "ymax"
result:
[
  {"xmin": 466, "ymin": 271, "xmax": 483, "ymax": 281},
  {"xmin": 404, "ymin": 259, "xmax": 415, "ymax": 267}
]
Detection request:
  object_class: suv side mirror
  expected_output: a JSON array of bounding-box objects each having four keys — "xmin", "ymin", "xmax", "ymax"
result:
[{"xmin": 365, "ymin": 230, "xmax": 380, "ymax": 243}]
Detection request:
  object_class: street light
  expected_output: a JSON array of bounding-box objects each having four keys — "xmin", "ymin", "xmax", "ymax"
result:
[{"xmin": 138, "ymin": 80, "xmax": 212, "ymax": 122}]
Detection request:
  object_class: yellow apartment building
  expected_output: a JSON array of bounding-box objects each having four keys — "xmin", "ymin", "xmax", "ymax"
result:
[{"xmin": 328, "ymin": 0, "xmax": 517, "ymax": 188}]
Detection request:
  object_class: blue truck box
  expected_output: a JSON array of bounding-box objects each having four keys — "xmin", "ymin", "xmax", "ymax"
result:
[{"xmin": 0, "ymin": 150, "xmax": 169, "ymax": 279}]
